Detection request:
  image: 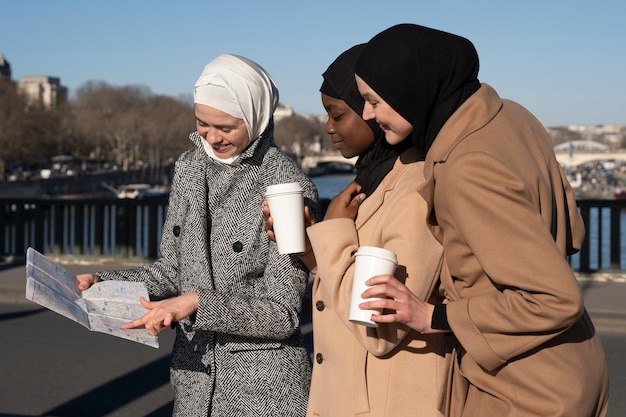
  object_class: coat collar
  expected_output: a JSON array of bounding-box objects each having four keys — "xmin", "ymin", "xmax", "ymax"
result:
[
  {"xmin": 355, "ymin": 147, "xmax": 423, "ymax": 229},
  {"xmin": 418, "ymin": 83, "xmax": 502, "ymax": 242},
  {"xmin": 425, "ymin": 83, "xmax": 502, "ymax": 165}
]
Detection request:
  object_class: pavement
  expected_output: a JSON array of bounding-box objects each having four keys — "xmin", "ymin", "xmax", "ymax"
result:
[
  {"xmin": 1, "ymin": 256, "xmax": 625, "ymax": 417},
  {"xmin": 2, "ymin": 255, "xmax": 626, "ymax": 332}
]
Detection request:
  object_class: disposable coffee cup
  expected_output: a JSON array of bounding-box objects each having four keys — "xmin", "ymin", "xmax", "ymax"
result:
[
  {"xmin": 265, "ymin": 182, "xmax": 306, "ymax": 254},
  {"xmin": 349, "ymin": 246, "xmax": 398, "ymax": 327}
]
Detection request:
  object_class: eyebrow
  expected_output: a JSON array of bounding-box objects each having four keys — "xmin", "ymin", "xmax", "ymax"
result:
[{"xmin": 195, "ymin": 116, "xmax": 243, "ymax": 129}]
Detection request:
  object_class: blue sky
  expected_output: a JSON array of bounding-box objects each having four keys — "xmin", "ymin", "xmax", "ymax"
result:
[{"xmin": 2, "ymin": 1, "xmax": 625, "ymax": 127}]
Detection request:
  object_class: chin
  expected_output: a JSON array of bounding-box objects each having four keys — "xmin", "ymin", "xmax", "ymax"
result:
[{"xmin": 384, "ymin": 134, "xmax": 404, "ymax": 146}]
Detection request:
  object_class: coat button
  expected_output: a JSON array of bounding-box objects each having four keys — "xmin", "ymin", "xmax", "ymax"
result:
[
  {"xmin": 173, "ymin": 225, "xmax": 181, "ymax": 237},
  {"xmin": 316, "ymin": 353, "xmax": 323, "ymax": 364},
  {"xmin": 233, "ymin": 241, "xmax": 243, "ymax": 252},
  {"xmin": 315, "ymin": 300, "xmax": 325, "ymax": 311}
]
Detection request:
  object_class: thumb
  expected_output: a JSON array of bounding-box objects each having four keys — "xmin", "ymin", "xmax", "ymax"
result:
[
  {"xmin": 350, "ymin": 193, "xmax": 366, "ymax": 207},
  {"xmin": 139, "ymin": 297, "xmax": 154, "ymax": 309}
]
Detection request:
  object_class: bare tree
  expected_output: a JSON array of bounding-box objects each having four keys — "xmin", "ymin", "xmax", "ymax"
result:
[
  {"xmin": 275, "ymin": 115, "xmax": 330, "ymax": 158},
  {"xmin": 0, "ymin": 77, "xmax": 333, "ymax": 183},
  {"xmin": 0, "ymin": 78, "xmax": 24, "ymax": 178}
]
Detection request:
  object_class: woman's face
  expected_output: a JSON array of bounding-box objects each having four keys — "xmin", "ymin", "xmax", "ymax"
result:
[
  {"xmin": 321, "ymin": 93, "xmax": 375, "ymax": 158},
  {"xmin": 195, "ymin": 104, "xmax": 250, "ymax": 159},
  {"xmin": 356, "ymin": 75, "xmax": 413, "ymax": 146}
]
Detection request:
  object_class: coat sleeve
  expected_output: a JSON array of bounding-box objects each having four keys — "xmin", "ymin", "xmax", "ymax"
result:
[
  {"xmin": 438, "ymin": 152, "xmax": 585, "ymax": 371},
  {"xmin": 308, "ymin": 174, "xmax": 443, "ymax": 356}
]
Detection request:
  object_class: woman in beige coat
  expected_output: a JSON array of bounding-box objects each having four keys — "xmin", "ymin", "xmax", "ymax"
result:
[
  {"xmin": 266, "ymin": 45, "xmax": 447, "ymax": 416},
  {"xmin": 354, "ymin": 24, "xmax": 609, "ymax": 417}
]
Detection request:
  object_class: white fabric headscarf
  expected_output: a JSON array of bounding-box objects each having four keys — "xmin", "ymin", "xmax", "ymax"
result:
[{"xmin": 194, "ymin": 54, "xmax": 279, "ymax": 164}]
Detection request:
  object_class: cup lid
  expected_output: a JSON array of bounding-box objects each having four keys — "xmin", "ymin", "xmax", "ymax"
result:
[
  {"xmin": 354, "ymin": 246, "xmax": 397, "ymax": 264},
  {"xmin": 266, "ymin": 182, "xmax": 304, "ymax": 196}
]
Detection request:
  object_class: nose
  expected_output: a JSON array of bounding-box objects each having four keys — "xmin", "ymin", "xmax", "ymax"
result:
[
  {"xmin": 203, "ymin": 127, "xmax": 221, "ymax": 144},
  {"xmin": 362, "ymin": 102, "xmax": 375, "ymax": 121},
  {"xmin": 325, "ymin": 116, "xmax": 336, "ymax": 134}
]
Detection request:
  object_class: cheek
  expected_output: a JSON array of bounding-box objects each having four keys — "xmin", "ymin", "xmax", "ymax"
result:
[
  {"xmin": 229, "ymin": 130, "xmax": 250, "ymax": 148},
  {"xmin": 395, "ymin": 125, "xmax": 412, "ymax": 140},
  {"xmin": 196, "ymin": 127, "xmax": 208, "ymax": 138},
  {"xmin": 240, "ymin": 136, "xmax": 251, "ymax": 148},
  {"xmin": 396, "ymin": 118, "xmax": 414, "ymax": 139}
]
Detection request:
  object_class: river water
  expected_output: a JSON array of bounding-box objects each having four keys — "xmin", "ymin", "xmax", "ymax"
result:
[{"xmin": 311, "ymin": 173, "xmax": 355, "ymax": 199}]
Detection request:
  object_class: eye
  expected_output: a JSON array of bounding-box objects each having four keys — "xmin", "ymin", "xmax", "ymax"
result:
[{"xmin": 332, "ymin": 113, "xmax": 344, "ymax": 122}]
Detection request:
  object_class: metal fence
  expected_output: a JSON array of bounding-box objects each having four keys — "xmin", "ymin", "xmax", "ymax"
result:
[
  {"xmin": 2, "ymin": 197, "xmax": 625, "ymax": 272},
  {"xmin": 0, "ymin": 197, "xmax": 167, "ymax": 263}
]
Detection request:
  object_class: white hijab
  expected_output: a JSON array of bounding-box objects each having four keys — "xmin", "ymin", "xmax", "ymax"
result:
[{"xmin": 194, "ymin": 54, "xmax": 279, "ymax": 164}]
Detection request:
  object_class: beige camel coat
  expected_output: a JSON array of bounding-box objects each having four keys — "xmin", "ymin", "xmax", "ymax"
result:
[
  {"xmin": 419, "ymin": 84, "xmax": 609, "ymax": 417},
  {"xmin": 306, "ymin": 148, "xmax": 447, "ymax": 417}
]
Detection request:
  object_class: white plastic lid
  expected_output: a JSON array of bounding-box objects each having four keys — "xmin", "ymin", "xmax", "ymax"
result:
[
  {"xmin": 354, "ymin": 246, "xmax": 397, "ymax": 264},
  {"xmin": 265, "ymin": 182, "xmax": 304, "ymax": 196}
]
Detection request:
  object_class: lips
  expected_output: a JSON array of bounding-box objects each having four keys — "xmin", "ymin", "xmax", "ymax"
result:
[
  {"xmin": 332, "ymin": 140, "xmax": 343, "ymax": 149},
  {"xmin": 213, "ymin": 143, "xmax": 232, "ymax": 154}
]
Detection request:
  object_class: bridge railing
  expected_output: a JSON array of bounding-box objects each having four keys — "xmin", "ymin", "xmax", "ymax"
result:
[
  {"xmin": 573, "ymin": 199, "xmax": 626, "ymax": 272},
  {"xmin": 2, "ymin": 197, "xmax": 625, "ymax": 273},
  {"xmin": 0, "ymin": 197, "xmax": 167, "ymax": 263},
  {"xmin": 554, "ymin": 151, "xmax": 626, "ymax": 168}
]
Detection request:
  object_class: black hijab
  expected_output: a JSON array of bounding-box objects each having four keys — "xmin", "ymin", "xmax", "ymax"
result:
[
  {"xmin": 320, "ymin": 44, "xmax": 410, "ymax": 196},
  {"xmin": 354, "ymin": 23, "xmax": 481, "ymax": 153}
]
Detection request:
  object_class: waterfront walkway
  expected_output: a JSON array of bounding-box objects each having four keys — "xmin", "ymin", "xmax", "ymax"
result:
[
  {"xmin": 2, "ymin": 257, "xmax": 625, "ymax": 326},
  {"xmin": 1, "ymin": 258, "xmax": 625, "ymax": 416}
]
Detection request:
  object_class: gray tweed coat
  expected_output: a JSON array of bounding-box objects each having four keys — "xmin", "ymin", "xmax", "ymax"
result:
[{"xmin": 98, "ymin": 129, "xmax": 317, "ymax": 417}]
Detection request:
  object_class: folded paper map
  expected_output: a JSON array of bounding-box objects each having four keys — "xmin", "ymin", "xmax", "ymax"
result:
[{"xmin": 25, "ymin": 247, "xmax": 159, "ymax": 348}]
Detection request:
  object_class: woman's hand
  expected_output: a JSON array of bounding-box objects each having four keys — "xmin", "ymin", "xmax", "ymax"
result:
[
  {"xmin": 122, "ymin": 292, "xmax": 199, "ymax": 336},
  {"xmin": 75, "ymin": 273, "xmax": 99, "ymax": 291},
  {"xmin": 359, "ymin": 274, "xmax": 438, "ymax": 334},
  {"xmin": 324, "ymin": 181, "xmax": 365, "ymax": 221}
]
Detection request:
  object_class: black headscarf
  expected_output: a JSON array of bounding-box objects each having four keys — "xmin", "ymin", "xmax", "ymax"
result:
[
  {"xmin": 320, "ymin": 44, "xmax": 410, "ymax": 196},
  {"xmin": 354, "ymin": 23, "xmax": 481, "ymax": 153}
]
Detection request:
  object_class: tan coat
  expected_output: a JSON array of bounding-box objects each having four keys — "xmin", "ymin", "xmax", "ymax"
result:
[
  {"xmin": 306, "ymin": 148, "xmax": 446, "ymax": 417},
  {"xmin": 419, "ymin": 84, "xmax": 609, "ymax": 417}
]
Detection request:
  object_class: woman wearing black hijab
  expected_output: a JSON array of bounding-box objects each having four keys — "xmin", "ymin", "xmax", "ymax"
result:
[
  {"xmin": 354, "ymin": 23, "xmax": 609, "ymax": 417},
  {"xmin": 266, "ymin": 44, "xmax": 447, "ymax": 417},
  {"xmin": 320, "ymin": 44, "xmax": 403, "ymax": 196}
]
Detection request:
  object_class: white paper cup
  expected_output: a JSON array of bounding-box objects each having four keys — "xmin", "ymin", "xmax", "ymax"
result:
[
  {"xmin": 349, "ymin": 246, "xmax": 398, "ymax": 327},
  {"xmin": 265, "ymin": 182, "xmax": 306, "ymax": 254}
]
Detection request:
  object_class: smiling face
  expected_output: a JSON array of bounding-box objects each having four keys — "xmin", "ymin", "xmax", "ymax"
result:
[
  {"xmin": 321, "ymin": 93, "xmax": 375, "ymax": 158},
  {"xmin": 194, "ymin": 104, "xmax": 250, "ymax": 159},
  {"xmin": 356, "ymin": 75, "xmax": 413, "ymax": 146}
]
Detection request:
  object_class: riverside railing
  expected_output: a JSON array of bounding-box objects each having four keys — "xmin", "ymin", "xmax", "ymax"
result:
[
  {"xmin": 1, "ymin": 197, "xmax": 625, "ymax": 273},
  {"xmin": 0, "ymin": 197, "xmax": 167, "ymax": 264}
]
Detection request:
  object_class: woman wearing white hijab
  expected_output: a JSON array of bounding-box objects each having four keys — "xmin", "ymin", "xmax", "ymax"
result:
[{"xmin": 77, "ymin": 54, "xmax": 317, "ymax": 417}]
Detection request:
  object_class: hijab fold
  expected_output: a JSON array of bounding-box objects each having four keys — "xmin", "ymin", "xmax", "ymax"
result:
[
  {"xmin": 355, "ymin": 23, "xmax": 481, "ymax": 153},
  {"xmin": 321, "ymin": 44, "xmax": 409, "ymax": 196}
]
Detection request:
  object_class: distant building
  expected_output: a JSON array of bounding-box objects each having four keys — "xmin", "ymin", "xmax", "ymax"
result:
[
  {"xmin": 18, "ymin": 75, "xmax": 68, "ymax": 108},
  {"xmin": 0, "ymin": 54, "xmax": 11, "ymax": 79},
  {"xmin": 274, "ymin": 104, "xmax": 294, "ymax": 121}
]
